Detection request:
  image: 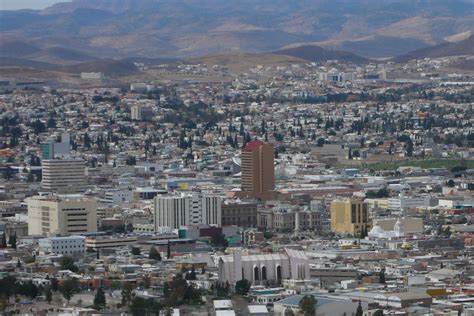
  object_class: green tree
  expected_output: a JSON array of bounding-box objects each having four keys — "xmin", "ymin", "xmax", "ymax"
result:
[
  {"xmin": 356, "ymin": 300, "xmax": 363, "ymax": 316},
  {"xmin": 8, "ymin": 233, "xmax": 16, "ymax": 249},
  {"xmin": 45, "ymin": 287, "xmax": 52, "ymax": 304},
  {"xmin": 149, "ymin": 247, "xmax": 161, "ymax": 261},
  {"xmin": 59, "ymin": 278, "xmax": 78, "ymax": 305},
  {"xmin": 316, "ymin": 138, "xmax": 325, "ymax": 147},
  {"xmin": 129, "ymin": 297, "xmax": 161, "ymax": 316},
  {"xmin": 131, "ymin": 247, "xmax": 141, "ymax": 256},
  {"xmin": 235, "ymin": 279, "xmax": 251, "ymax": 296},
  {"xmin": 59, "ymin": 256, "xmax": 78, "ymax": 272},
  {"xmin": 373, "ymin": 310, "xmax": 384, "ymax": 316},
  {"xmin": 379, "ymin": 268, "xmax": 386, "ymax": 284},
  {"xmin": 50, "ymin": 278, "xmax": 59, "ymax": 292},
  {"xmin": 285, "ymin": 307, "xmax": 295, "ymax": 316},
  {"xmin": 263, "ymin": 231, "xmax": 273, "ymax": 240},
  {"xmin": 0, "ymin": 276, "xmax": 17, "ymax": 300},
  {"xmin": 299, "ymin": 294, "xmax": 317, "ymax": 316},
  {"xmin": 121, "ymin": 282, "xmax": 134, "ymax": 307},
  {"xmin": 17, "ymin": 280, "xmax": 38, "ymax": 299},
  {"xmin": 0, "ymin": 232, "xmax": 6, "ymax": 248},
  {"xmin": 163, "ymin": 282, "xmax": 170, "ymax": 298},
  {"xmin": 93, "ymin": 287, "xmax": 106, "ymax": 310},
  {"xmin": 211, "ymin": 234, "xmax": 228, "ymax": 249}
]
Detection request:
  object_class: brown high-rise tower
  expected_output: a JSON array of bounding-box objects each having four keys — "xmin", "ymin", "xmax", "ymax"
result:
[{"xmin": 241, "ymin": 140, "xmax": 275, "ymax": 198}]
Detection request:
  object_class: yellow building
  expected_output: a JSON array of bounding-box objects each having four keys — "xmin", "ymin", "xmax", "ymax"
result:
[
  {"xmin": 330, "ymin": 199, "xmax": 371, "ymax": 235},
  {"xmin": 364, "ymin": 198, "xmax": 389, "ymax": 209}
]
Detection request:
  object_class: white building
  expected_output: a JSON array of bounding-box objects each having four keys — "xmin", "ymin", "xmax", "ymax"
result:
[
  {"xmin": 154, "ymin": 193, "xmax": 223, "ymax": 230},
  {"xmin": 101, "ymin": 189, "xmax": 133, "ymax": 205},
  {"xmin": 42, "ymin": 159, "xmax": 86, "ymax": 194},
  {"xmin": 38, "ymin": 235, "xmax": 86, "ymax": 257},
  {"xmin": 80, "ymin": 72, "xmax": 104, "ymax": 80},
  {"xmin": 218, "ymin": 248, "xmax": 309, "ymax": 286},
  {"xmin": 27, "ymin": 195, "xmax": 97, "ymax": 236},
  {"xmin": 388, "ymin": 195, "xmax": 435, "ymax": 210}
]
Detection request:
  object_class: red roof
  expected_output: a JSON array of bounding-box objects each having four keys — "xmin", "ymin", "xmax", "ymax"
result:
[{"xmin": 244, "ymin": 140, "xmax": 264, "ymax": 152}]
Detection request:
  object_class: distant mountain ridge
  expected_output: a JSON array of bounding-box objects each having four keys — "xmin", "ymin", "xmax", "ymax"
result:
[
  {"xmin": 393, "ymin": 35, "xmax": 474, "ymax": 62},
  {"xmin": 274, "ymin": 45, "xmax": 370, "ymax": 64},
  {"xmin": 0, "ymin": 0, "xmax": 472, "ymax": 62}
]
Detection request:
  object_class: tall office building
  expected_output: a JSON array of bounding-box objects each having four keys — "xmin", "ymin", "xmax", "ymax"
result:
[
  {"xmin": 42, "ymin": 159, "xmax": 86, "ymax": 194},
  {"xmin": 330, "ymin": 199, "xmax": 370, "ymax": 235},
  {"xmin": 41, "ymin": 132, "xmax": 71, "ymax": 160},
  {"xmin": 27, "ymin": 195, "xmax": 97, "ymax": 236},
  {"xmin": 154, "ymin": 193, "xmax": 223, "ymax": 230},
  {"xmin": 241, "ymin": 140, "xmax": 275, "ymax": 199}
]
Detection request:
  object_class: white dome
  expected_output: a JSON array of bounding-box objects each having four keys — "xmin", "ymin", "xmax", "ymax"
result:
[{"xmin": 369, "ymin": 224, "xmax": 385, "ymax": 235}]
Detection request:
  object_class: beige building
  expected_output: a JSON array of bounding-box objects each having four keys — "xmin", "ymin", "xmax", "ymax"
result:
[
  {"xmin": 331, "ymin": 199, "xmax": 371, "ymax": 235},
  {"xmin": 372, "ymin": 218, "xmax": 423, "ymax": 234},
  {"xmin": 42, "ymin": 159, "xmax": 86, "ymax": 194},
  {"xmin": 27, "ymin": 195, "xmax": 97, "ymax": 236},
  {"xmin": 258, "ymin": 207, "xmax": 323, "ymax": 232},
  {"xmin": 241, "ymin": 140, "xmax": 275, "ymax": 199}
]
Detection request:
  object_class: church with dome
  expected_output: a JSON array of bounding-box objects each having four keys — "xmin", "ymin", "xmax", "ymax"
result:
[{"xmin": 368, "ymin": 218, "xmax": 406, "ymax": 239}]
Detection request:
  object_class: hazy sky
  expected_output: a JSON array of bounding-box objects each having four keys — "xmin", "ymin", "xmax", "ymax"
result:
[{"xmin": 0, "ymin": 0, "xmax": 71, "ymax": 10}]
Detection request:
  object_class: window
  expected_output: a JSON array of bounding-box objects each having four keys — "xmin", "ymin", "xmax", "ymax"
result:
[
  {"xmin": 351, "ymin": 204, "xmax": 356, "ymax": 223},
  {"xmin": 254, "ymin": 266, "xmax": 260, "ymax": 281}
]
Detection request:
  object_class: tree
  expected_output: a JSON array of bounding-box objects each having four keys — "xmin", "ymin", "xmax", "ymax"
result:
[
  {"xmin": 356, "ymin": 300, "xmax": 363, "ymax": 316},
  {"xmin": 8, "ymin": 233, "xmax": 16, "ymax": 249},
  {"xmin": 379, "ymin": 268, "xmax": 386, "ymax": 284},
  {"xmin": 17, "ymin": 280, "xmax": 39, "ymax": 299},
  {"xmin": 121, "ymin": 282, "xmax": 134, "ymax": 307},
  {"xmin": 60, "ymin": 256, "xmax": 78, "ymax": 272},
  {"xmin": 0, "ymin": 276, "xmax": 17, "ymax": 300},
  {"xmin": 373, "ymin": 310, "xmax": 384, "ymax": 316},
  {"xmin": 59, "ymin": 278, "xmax": 78, "ymax": 305},
  {"xmin": 316, "ymin": 138, "xmax": 325, "ymax": 147},
  {"xmin": 45, "ymin": 287, "xmax": 52, "ymax": 304},
  {"xmin": 235, "ymin": 279, "xmax": 251, "ymax": 296},
  {"xmin": 185, "ymin": 267, "xmax": 197, "ymax": 280},
  {"xmin": 93, "ymin": 287, "xmax": 106, "ymax": 310},
  {"xmin": 163, "ymin": 282, "xmax": 170, "ymax": 298},
  {"xmin": 129, "ymin": 297, "xmax": 161, "ymax": 316},
  {"xmin": 285, "ymin": 307, "xmax": 295, "ymax": 316},
  {"xmin": 211, "ymin": 234, "xmax": 228, "ymax": 249},
  {"xmin": 299, "ymin": 295, "xmax": 317, "ymax": 316},
  {"xmin": 0, "ymin": 233, "xmax": 6, "ymax": 248},
  {"xmin": 50, "ymin": 278, "xmax": 59, "ymax": 292},
  {"xmin": 263, "ymin": 231, "xmax": 273, "ymax": 239},
  {"xmin": 149, "ymin": 247, "xmax": 161, "ymax": 261},
  {"xmin": 131, "ymin": 246, "xmax": 141, "ymax": 256}
]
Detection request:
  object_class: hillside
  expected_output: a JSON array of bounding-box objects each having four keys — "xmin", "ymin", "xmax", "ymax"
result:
[
  {"xmin": 393, "ymin": 35, "xmax": 474, "ymax": 62},
  {"xmin": 60, "ymin": 59, "xmax": 139, "ymax": 77},
  {"xmin": 274, "ymin": 45, "xmax": 370, "ymax": 64},
  {"xmin": 189, "ymin": 53, "xmax": 307, "ymax": 72},
  {"xmin": 0, "ymin": 0, "xmax": 472, "ymax": 60}
]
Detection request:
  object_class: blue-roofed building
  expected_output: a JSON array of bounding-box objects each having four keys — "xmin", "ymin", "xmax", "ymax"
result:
[{"xmin": 273, "ymin": 294, "xmax": 368, "ymax": 316}]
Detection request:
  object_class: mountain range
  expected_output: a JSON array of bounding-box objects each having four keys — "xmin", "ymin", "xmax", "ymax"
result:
[{"xmin": 0, "ymin": 0, "xmax": 473, "ymax": 68}]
